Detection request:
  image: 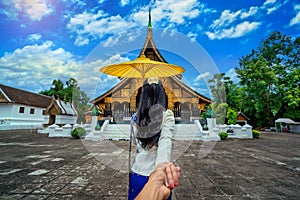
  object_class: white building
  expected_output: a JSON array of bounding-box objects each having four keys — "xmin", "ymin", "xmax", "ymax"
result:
[
  {"xmin": 0, "ymin": 84, "xmax": 78, "ymax": 130},
  {"xmin": 0, "ymin": 84, "xmax": 51, "ymax": 130},
  {"xmin": 43, "ymin": 97, "xmax": 78, "ymax": 126}
]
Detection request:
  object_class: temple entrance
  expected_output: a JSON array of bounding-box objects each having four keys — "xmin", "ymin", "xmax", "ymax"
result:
[
  {"xmin": 174, "ymin": 102, "xmax": 181, "ymax": 118},
  {"xmin": 111, "ymin": 102, "xmax": 132, "ymax": 122},
  {"xmin": 49, "ymin": 115, "xmax": 55, "ymax": 125},
  {"xmin": 181, "ymin": 102, "xmax": 191, "ymax": 122}
]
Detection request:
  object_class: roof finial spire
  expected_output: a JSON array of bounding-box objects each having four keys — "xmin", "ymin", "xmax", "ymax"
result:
[{"xmin": 148, "ymin": 7, "xmax": 152, "ymax": 28}]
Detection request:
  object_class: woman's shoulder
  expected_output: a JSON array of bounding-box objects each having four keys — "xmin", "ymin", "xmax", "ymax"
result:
[
  {"xmin": 163, "ymin": 109, "xmax": 175, "ymax": 120},
  {"xmin": 164, "ymin": 109, "xmax": 174, "ymax": 115}
]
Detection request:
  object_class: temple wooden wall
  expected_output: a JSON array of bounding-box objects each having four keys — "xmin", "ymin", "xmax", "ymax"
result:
[{"xmin": 94, "ymin": 77, "xmax": 209, "ymax": 122}]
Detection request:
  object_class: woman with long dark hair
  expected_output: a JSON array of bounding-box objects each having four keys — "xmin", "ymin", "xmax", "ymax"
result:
[{"xmin": 128, "ymin": 77, "xmax": 176, "ymax": 200}]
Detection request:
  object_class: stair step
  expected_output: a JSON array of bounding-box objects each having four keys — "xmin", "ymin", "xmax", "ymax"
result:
[{"xmin": 94, "ymin": 123, "xmax": 218, "ymax": 141}]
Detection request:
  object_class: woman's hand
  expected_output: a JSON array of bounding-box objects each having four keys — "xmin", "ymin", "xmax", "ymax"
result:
[{"xmin": 155, "ymin": 162, "xmax": 180, "ymax": 189}]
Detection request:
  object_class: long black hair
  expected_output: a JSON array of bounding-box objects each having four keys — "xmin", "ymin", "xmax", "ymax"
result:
[{"xmin": 135, "ymin": 79, "xmax": 167, "ymax": 149}]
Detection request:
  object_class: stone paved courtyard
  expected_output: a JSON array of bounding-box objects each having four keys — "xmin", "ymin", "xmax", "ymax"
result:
[{"xmin": 0, "ymin": 130, "xmax": 299, "ymax": 199}]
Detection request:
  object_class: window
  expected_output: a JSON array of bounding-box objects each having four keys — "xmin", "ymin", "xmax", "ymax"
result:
[
  {"xmin": 19, "ymin": 107, "xmax": 25, "ymax": 113},
  {"xmin": 30, "ymin": 108, "xmax": 35, "ymax": 114}
]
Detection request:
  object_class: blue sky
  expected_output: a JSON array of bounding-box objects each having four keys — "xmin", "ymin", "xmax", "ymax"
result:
[{"xmin": 0, "ymin": 0, "xmax": 299, "ymax": 99}]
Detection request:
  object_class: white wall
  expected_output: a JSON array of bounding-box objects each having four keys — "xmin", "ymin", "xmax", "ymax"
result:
[
  {"xmin": 55, "ymin": 115, "xmax": 77, "ymax": 125},
  {"xmin": 0, "ymin": 104, "xmax": 13, "ymax": 118},
  {"xmin": 0, "ymin": 103, "xmax": 45, "ymax": 130}
]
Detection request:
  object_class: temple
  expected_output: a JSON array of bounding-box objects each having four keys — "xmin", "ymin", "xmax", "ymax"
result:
[{"xmin": 90, "ymin": 10, "xmax": 211, "ymax": 123}]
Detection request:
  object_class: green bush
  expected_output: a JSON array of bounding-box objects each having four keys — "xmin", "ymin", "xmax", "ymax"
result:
[
  {"xmin": 71, "ymin": 127, "xmax": 86, "ymax": 139},
  {"xmin": 219, "ymin": 132, "xmax": 228, "ymax": 140},
  {"xmin": 252, "ymin": 130, "xmax": 260, "ymax": 139}
]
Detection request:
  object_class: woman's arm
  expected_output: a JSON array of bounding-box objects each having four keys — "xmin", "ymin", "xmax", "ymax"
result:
[{"xmin": 155, "ymin": 110, "xmax": 175, "ymax": 167}]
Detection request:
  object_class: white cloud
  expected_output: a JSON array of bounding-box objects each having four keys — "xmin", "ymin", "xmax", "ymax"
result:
[
  {"xmin": 261, "ymin": 0, "xmax": 284, "ymax": 15},
  {"xmin": 154, "ymin": 0, "xmax": 201, "ymax": 24},
  {"xmin": 2, "ymin": 0, "xmax": 54, "ymax": 21},
  {"xmin": 131, "ymin": 0, "xmax": 203, "ymax": 26},
  {"xmin": 231, "ymin": 21, "xmax": 261, "ymax": 38},
  {"xmin": 225, "ymin": 68, "xmax": 240, "ymax": 84},
  {"xmin": 210, "ymin": 6, "xmax": 259, "ymax": 30},
  {"xmin": 263, "ymin": 0, "xmax": 277, "ymax": 6},
  {"xmin": 67, "ymin": 0, "xmax": 206, "ymax": 46},
  {"xmin": 0, "ymin": 41, "xmax": 79, "ymax": 93},
  {"xmin": 289, "ymin": 4, "xmax": 300, "ymax": 27},
  {"xmin": 205, "ymin": 0, "xmax": 290, "ymax": 40},
  {"xmin": 206, "ymin": 5, "xmax": 262, "ymax": 40},
  {"xmin": 0, "ymin": 41, "xmax": 130, "ymax": 98},
  {"xmin": 206, "ymin": 21, "xmax": 261, "ymax": 40},
  {"xmin": 266, "ymin": 6, "xmax": 277, "ymax": 14},
  {"xmin": 27, "ymin": 34, "xmax": 42, "ymax": 42},
  {"xmin": 67, "ymin": 10, "xmax": 135, "ymax": 46},
  {"xmin": 100, "ymin": 54, "xmax": 130, "ymax": 67},
  {"xmin": 187, "ymin": 31, "xmax": 198, "ymax": 41},
  {"xmin": 77, "ymin": 54, "xmax": 129, "ymax": 98},
  {"xmin": 241, "ymin": 6, "xmax": 259, "ymax": 19},
  {"xmin": 120, "ymin": 0, "xmax": 130, "ymax": 7},
  {"xmin": 0, "ymin": 41, "xmax": 79, "ymax": 83},
  {"xmin": 62, "ymin": 0, "xmax": 86, "ymax": 5},
  {"xmin": 195, "ymin": 72, "xmax": 211, "ymax": 82},
  {"xmin": 74, "ymin": 35, "xmax": 90, "ymax": 46},
  {"xmin": 210, "ymin": 10, "xmax": 241, "ymax": 29}
]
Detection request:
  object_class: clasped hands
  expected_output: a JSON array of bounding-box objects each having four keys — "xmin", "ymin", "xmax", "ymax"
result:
[{"xmin": 135, "ymin": 162, "xmax": 181, "ymax": 200}]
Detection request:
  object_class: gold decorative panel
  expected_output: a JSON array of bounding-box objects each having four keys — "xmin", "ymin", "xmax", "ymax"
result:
[
  {"xmin": 173, "ymin": 89, "xmax": 181, "ymax": 98},
  {"xmin": 105, "ymin": 97, "xmax": 112, "ymax": 103},
  {"xmin": 121, "ymin": 89, "xmax": 130, "ymax": 97}
]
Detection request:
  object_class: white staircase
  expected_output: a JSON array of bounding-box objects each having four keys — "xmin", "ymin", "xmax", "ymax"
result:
[
  {"xmin": 100, "ymin": 123, "xmax": 130, "ymax": 140},
  {"xmin": 88, "ymin": 120, "xmax": 220, "ymax": 141},
  {"xmin": 173, "ymin": 124, "xmax": 201, "ymax": 140}
]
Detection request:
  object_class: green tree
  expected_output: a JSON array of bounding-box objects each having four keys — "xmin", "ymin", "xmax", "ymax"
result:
[
  {"xmin": 209, "ymin": 73, "xmax": 242, "ymax": 124},
  {"xmin": 226, "ymin": 108, "xmax": 237, "ymax": 125},
  {"xmin": 40, "ymin": 78, "xmax": 90, "ymax": 123},
  {"xmin": 236, "ymin": 31, "xmax": 300, "ymax": 127},
  {"xmin": 222, "ymin": 76, "xmax": 242, "ymax": 111},
  {"xmin": 208, "ymin": 73, "xmax": 227, "ymax": 124},
  {"xmin": 208, "ymin": 73, "xmax": 226, "ymax": 105},
  {"xmin": 40, "ymin": 79, "xmax": 64, "ymax": 99},
  {"xmin": 215, "ymin": 103, "xmax": 228, "ymax": 124},
  {"xmin": 70, "ymin": 79, "xmax": 90, "ymax": 123}
]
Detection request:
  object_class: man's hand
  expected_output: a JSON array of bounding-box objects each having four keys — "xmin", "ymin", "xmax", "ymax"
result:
[{"xmin": 135, "ymin": 163, "xmax": 180, "ymax": 200}]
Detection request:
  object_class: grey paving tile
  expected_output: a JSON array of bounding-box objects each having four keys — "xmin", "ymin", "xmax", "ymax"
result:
[{"xmin": 0, "ymin": 130, "xmax": 299, "ymax": 199}]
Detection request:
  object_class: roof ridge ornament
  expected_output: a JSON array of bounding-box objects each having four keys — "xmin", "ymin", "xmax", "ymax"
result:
[{"xmin": 148, "ymin": 7, "xmax": 152, "ymax": 28}]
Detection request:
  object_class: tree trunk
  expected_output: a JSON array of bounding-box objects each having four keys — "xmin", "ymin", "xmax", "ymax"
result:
[{"xmin": 275, "ymin": 103, "xmax": 288, "ymax": 120}]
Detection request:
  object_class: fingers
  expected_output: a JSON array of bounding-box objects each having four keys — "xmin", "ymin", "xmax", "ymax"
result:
[
  {"xmin": 163, "ymin": 171, "xmax": 169, "ymax": 188},
  {"xmin": 163, "ymin": 163, "xmax": 180, "ymax": 189},
  {"xmin": 174, "ymin": 166, "xmax": 180, "ymax": 186},
  {"xmin": 160, "ymin": 185, "xmax": 171, "ymax": 200},
  {"xmin": 170, "ymin": 164, "xmax": 179, "ymax": 187},
  {"xmin": 154, "ymin": 163, "xmax": 170, "ymax": 188},
  {"xmin": 164, "ymin": 164, "xmax": 174, "ymax": 188},
  {"xmin": 154, "ymin": 162, "xmax": 180, "ymax": 190}
]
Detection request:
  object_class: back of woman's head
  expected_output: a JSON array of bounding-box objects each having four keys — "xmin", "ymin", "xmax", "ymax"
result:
[{"xmin": 135, "ymin": 79, "xmax": 166, "ymax": 149}]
